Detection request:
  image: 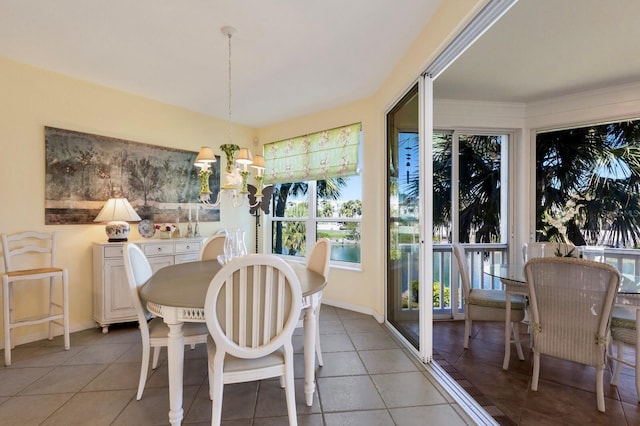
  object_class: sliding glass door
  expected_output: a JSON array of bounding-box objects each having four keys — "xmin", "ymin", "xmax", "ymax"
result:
[{"xmin": 387, "ymin": 83, "xmax": 421, "ymax": 349}]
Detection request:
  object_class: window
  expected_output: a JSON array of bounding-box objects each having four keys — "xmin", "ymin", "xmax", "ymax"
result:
[
  {"xmin": 433, "ymin": 130, "xmax": 509, "ymax": 244},
  {"xmin": 535, "ymin": 118, "xmax": 640, "ymax": 248},
  {"xmin": 266, "ymin": 125, "xmax": 362, "ymax": 265}
]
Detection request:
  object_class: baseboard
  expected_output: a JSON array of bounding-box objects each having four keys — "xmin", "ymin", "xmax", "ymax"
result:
[{"xmin": 321, "ymin": 298, "xmax": 384, "ymax": 323}]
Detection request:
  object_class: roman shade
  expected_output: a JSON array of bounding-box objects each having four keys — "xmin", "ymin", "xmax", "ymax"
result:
[{"xmin": 264, "ymin": 122, "xmax": 360, "ymax": 184}]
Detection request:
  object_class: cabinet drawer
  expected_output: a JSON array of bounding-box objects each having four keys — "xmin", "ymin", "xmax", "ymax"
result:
[
  {"xmin": 175, "ymin": 241, "xmax": 201, "ymax": 254},
  {"xmin": 175, "ymin": 253, "xmax": 198, "ymax": 264},
  {"xmin": 104, "ymin": 245, "xmax": 124, "ymax": 258},
  {"xmin": 143, "ymin": 242, "xmax": 175, "ymax": 256}
]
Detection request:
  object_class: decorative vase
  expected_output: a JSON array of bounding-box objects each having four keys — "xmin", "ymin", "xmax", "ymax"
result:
[
  {"xmin": 223, "ymin": 228, "xmax": 247, "ymax": 262},
  {"xmin": 160, "ymin": 231, "xmax": 173, "ymax": 239}
]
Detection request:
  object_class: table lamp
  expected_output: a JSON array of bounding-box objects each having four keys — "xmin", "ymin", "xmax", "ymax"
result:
[{"xmin": 94, "ymin": 198, "xmax": 142, "ymax": 242}]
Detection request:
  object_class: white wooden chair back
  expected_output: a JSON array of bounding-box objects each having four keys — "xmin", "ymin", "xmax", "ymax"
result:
[
  {"xmin": 204, "ymin": 254, "xmax": 302, "ymax": 359},
  {"xmin": 2, "ymin": 231, "xmax": 58, "ymax": 272},
  {"xmin": 199, "ymin": 234, "xmax": 226, "ymax": 261},
  {"xmin": 123, "ymin": 243, "xmax": 154, "ymax": 324},
  {"xmin": 306, "ymin": 238, "xmax": 331, "ymax": 279}
]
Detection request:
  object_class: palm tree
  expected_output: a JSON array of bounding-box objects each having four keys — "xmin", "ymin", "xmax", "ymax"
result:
[
  {"xmin": 272, "ymin": 178, "xmax": 347, "ymax": 254},
  {"xmin": 536, "ymin": 121, "xmax": 640, "ymax": 247},
  {"xmin": 431, "ymin": 134, "xmax": 503, "ymax": 243}
]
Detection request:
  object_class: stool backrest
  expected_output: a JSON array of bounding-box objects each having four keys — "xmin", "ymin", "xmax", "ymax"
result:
[{"xmin": 2, "ymin": 231, "xmax": 57, "ymax": 272}]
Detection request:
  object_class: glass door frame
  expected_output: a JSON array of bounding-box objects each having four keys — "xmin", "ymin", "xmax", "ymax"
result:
[{"xmin": 384, "ymin": 0, "xmax": 519, "ymax": 364}]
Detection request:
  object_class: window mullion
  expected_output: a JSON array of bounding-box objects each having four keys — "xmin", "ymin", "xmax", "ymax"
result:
[{"xmin": 307, "ymin": 181, "xmax": 318, "ymax": 256}]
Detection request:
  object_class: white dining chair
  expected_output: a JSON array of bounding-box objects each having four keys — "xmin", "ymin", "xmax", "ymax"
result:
[
  {"xmin": 452, "ymin": 243, "xmax": 526, "ymax": 356},
  {"xmin": 609, "ymin": 305, "xmax": 638, "ymax": 401},
  {"xmin": 198, "ymin": 234, "xmax": 226, "ymax": 261},
  {"xmin": 123, "ymin": 243, "xmax": 208, "ymax": 400},
  {"xmin": 524, "ymin": 257, "xmax": 620, "ymax": 412},
  {"xmin": 295, "ymin": 238, "xmax": 331, "ymax": 366},
  {"xmin": 204, "ymin": 254, "xmax": 302, "ymax": 426},
  {"xmin": 1, "ymin": 231, "xmax": 70, "ymax": 366}
]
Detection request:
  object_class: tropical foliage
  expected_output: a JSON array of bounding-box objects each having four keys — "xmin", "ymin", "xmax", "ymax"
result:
[
  {"xmin": 536, "ymin": 120, "xmax": 640, "ymax": 247},
  {"xmin": 427, "ymin": 122, "xmax": 640, "ymax": 248},
  {"xmin": 432, "ymin": 133, "xmax": 503, "ymax": 243},
  {"xmin": 272, "ymin": 178, "xmax": 355, "ymax": 255}
]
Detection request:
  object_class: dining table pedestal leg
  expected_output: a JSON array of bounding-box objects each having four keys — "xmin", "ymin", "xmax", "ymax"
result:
[
  {"xmin": 166, "ymin": 319, "xmax": 185, "ymax": 426},
  {"xmin": 303, "ymin": 302, "xmax": 317, "ymax": 406}
]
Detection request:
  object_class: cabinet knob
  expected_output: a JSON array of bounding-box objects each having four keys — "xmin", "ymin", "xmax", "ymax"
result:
[
  {"xmin": 157, "ymin": 247, "xmax": 162, "ymax": 252},
  {"xmin": 186, "ymin": 245, "xmax": 190, "ymax": 249}
]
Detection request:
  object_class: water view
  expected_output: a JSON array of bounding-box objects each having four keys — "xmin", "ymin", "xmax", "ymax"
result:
[{"xmin": 331, "ymin": 243, "xmax": 361, "ymax": 263}]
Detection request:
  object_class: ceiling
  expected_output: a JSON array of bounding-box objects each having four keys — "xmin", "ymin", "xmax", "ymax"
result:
[
  {"xmin": 434, "ymin": 0, "xmax": 640, "ymax": 104},
  {"xmin": 2, "ymin": 1, "xmax": 638, "ymax": 129},
  {"xmin": 0, "ymin": 0, "xmax": 441, "ymax": 127}
]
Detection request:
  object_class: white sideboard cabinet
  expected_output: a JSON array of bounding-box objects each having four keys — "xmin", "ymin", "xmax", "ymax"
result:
[{"xmin": 92, "ymin": 238, "xmax": 204, "ymax": 333}]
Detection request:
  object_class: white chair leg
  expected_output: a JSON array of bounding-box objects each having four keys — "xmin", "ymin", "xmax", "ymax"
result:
[
  {"xmin": 512, "ymin": 322, "xmax": 524, "ymax": 360},
  {"xmin": 283, "ymin": 350, "xmax": 298, "ymax": 426},
  {"xmin": 151, "ymin": 346, "xmax": 160, "ymax": 369},
  {"xmin": 137, "ymin": 338, "xmax": 151, "ymax": 400},
  {"xmin": 206, "ymin": 338, "xmax": 215, "ymax": 400},
  {"xmin": 596, "ymin": 366, "xmax": 605, "ymax": 412},
  {"xmin": 611, "ymin": 340, "xmax": 624, "ymax": 386},
  {"xmin": 211, "ymin": 363, "xmax": 224, "ymax": 426},
  {"xmin": 62, "ymin": 271, "xmax": 70, "ymax": 350},
  {"xmin": 531, "ymin": 352, "xmax": 540, "ymax": 391},
  {"xmin": 3, "ymin": 278, "xmax": 11, "ymax": 366},
  {"xmin": 48, "ymin": 277, "xmax": 55, "ymax": 340},
  {"xmin": 464, "ymin": 319, "xmax": 471, "ymax": 348}
]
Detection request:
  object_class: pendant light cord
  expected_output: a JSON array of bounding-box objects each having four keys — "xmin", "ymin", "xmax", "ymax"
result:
[{"xmin": 227, "ymin": 31, "xmax": 233, "ymax": 145}]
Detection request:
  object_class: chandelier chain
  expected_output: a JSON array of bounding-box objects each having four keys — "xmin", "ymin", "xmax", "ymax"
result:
[{"xmin": 227, "ymin": 31, "xmax": 232, "ymax": 145}]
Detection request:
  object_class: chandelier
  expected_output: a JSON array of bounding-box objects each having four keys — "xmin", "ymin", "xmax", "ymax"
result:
[{"xmin": 195, "ymin": 26, "xmax": 265, "ymax": 207}]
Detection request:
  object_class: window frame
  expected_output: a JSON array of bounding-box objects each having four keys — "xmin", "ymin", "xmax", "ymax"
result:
[{"xmin": 265, "ymin": 170, "xmax": 362, "ymax": 269}]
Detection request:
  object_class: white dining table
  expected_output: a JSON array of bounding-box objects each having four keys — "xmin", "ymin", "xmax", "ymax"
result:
[
  {"xmin": 485, "ymin": 262, "xmax": 640, "ymax": 399},
  {"xmin": 139, "ymin": 258, "xmax": 327, "ymax": 426}
]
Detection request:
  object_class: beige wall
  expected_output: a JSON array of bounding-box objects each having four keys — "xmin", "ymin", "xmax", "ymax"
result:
[
  {"xmin": 0, "ymin": 0, "xmax": 485, "ymax": 344},
  {"xmin": 259, "ymin": 0, "xmax": 486, "ymax": 320},
  {"xmin": 0, "ymin": 57, "xmax": 257, "ymax": 341}
]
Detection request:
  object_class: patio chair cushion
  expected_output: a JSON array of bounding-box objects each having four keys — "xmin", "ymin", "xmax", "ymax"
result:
[
  {"xmin": 611, "ymin": 306, "xmax": 636, "ymax": 330},
  {"xmin": 467, "ymin": 289, "xmax": 526, "ymax": 310}
]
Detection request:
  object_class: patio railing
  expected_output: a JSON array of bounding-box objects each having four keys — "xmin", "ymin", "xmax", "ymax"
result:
[{"xmin": 427, "ymin": 244, "xmax": 640, "ymax": 317}]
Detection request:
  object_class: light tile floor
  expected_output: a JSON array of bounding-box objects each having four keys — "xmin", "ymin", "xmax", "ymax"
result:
[{"xmin": 0, "ymin": 306, "xmax": 479, "ymax": 425}]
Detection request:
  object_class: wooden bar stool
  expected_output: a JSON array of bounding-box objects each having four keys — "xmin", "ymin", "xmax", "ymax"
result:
[{"xmin": 2, "ymin": 231, "xmax": 70, "ymax": 366}]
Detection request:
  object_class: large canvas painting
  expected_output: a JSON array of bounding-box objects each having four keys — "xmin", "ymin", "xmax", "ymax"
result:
[{"xmin": 45, "ymin": 127, "xmax": 221, "ymax": 224}]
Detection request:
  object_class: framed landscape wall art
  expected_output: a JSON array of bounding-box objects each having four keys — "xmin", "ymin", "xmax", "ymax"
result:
[{"xmin": 45, "ymin": 127, "xmax": 221, "ymax": 225}]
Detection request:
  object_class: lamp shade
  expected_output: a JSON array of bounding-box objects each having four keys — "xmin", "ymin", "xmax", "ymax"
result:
[
  {"xmin": 251, "ymin": 154, "xmax": 265, "ymax": 169},
  {"xmin": 195, "ymin": 146, "xmax": 216, "ymax": 168},
  {"xmin": 251, "ymin": 154, "xmax": 265, "ymax": 177},
  {"xmin": 235, "ymin": 148, "xmax": 253, "ymax": 165},
  {"xmin": 94, "ymin": 198, "xmax": 141, "ymax": 242}
]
